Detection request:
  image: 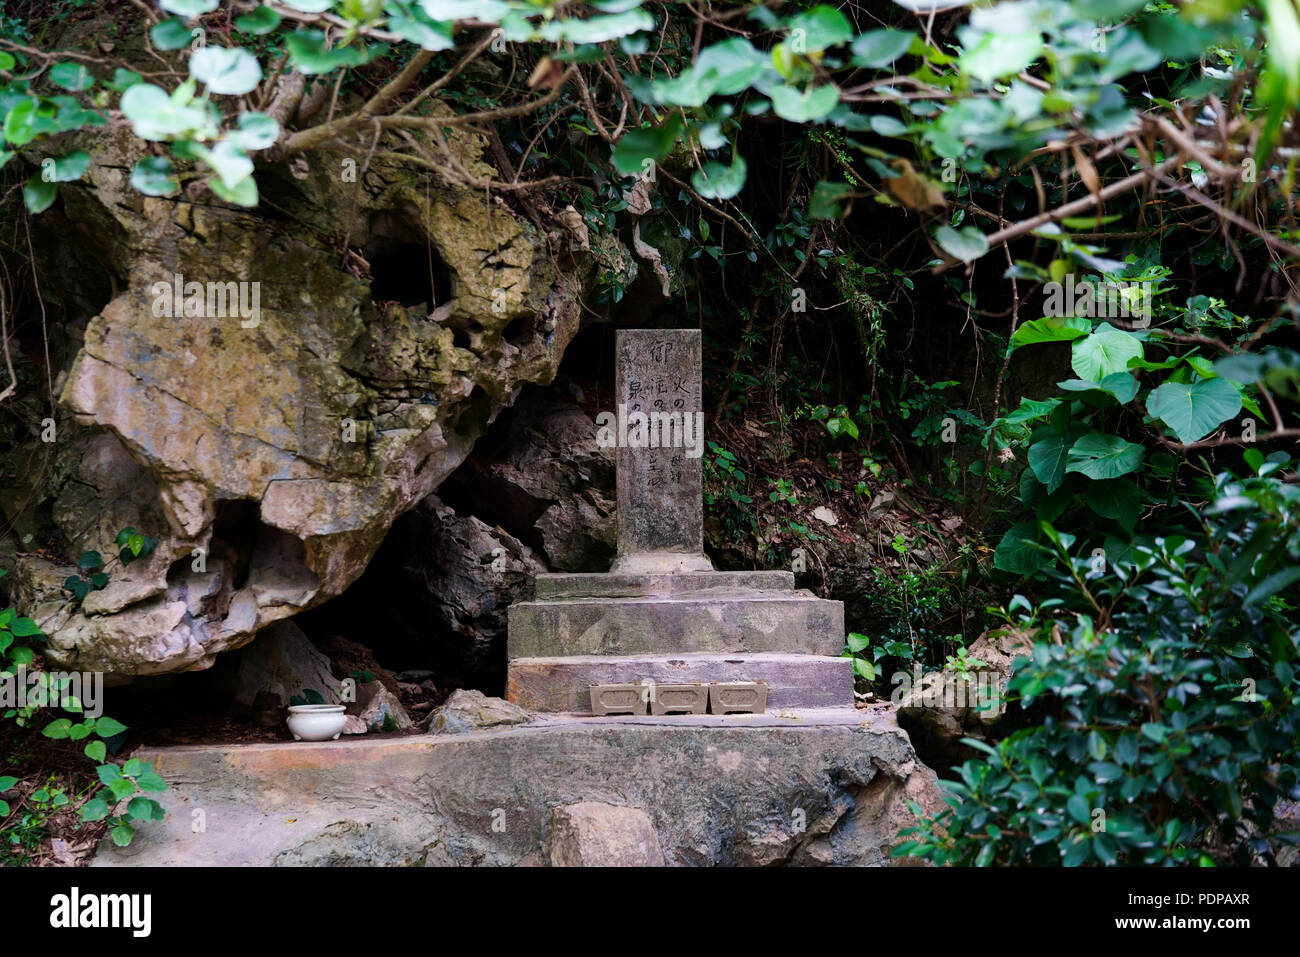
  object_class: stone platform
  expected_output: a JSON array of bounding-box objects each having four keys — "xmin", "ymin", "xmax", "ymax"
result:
[
  {"xmin": 508, "ymin": 571, "xmax": 845, "ymax": 661},
  {"xmin": 93, "ymin": 706, "xmax": 939, "ymax": 867},
  {"xmin": 508, "ymin": 652, "xmax": 852, "ymax": 712}
]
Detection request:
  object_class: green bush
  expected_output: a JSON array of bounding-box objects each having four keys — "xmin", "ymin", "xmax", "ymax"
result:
[{"xmin": 896, "ymin": 453, "xmax": 1300, "ymax": 865}]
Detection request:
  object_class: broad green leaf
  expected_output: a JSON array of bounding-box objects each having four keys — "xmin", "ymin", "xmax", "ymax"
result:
[
  {"xmin": 23, "ymin": 174, "xmax": 56, "ymax": 213},
  {"xmin": 0, "ymin": 776, "xmax": 16, "ymax": 791},
  {"xmin": 160, "ymin": 0, "xmax": 218, "ymax": 15},
  {"xmin": 11, "ymin": 617, "xmax": 41, "ymax": 637},
  {"xmin": 208, "ymin": 172, "xmax": 258, "ymax": 206},
  {"xmin": 850, "ymin": 29, "xmax": 915, "ymax": 68},
  {"xmin": 110, "ymin": 822, "xmax": 135, "ymax": 846},
  {"xmin": 285, "ymin": 29, "xmax": 368, "ymax": 74},
  {"xmin": 41, "ymin": 150, "xmax": 90, "ymax": 181},
  {"xmin": 226, "ymin": 111, "xmax": 280, "ymax": 150},
  {"xmin": 1087, "ymin": 478, "xmax": 1141, "ymax": 531},
  {"xmin": 1027, "ymin": 432, "xmax": 1071, "ymax": 492},
  {"xmin": 691, "ymin": 154, "xmax": 747, "ymax": 199},
  {"xmin": 994, "ymin": 521, "xmax": 1047, "ymax": 574},
  {"xmin": 189, "ymin": 46, "xmax": 262, "ymax": 95},
  {"xmin": 79, "ymin": 796, "xmax": 111, "ymax": 822},
  {"xmin": 540, "ymin": 10, "xmax": 654, "ymax": 43},
  {"xmin": 388, "ymin": 11, "xmax": 455, "ymax": 50},
  {"xmin": 959, "ymin": 31, "xmax": 1043, "ymax": 83},
  {"xmin": 50, "ymin": 62, "xmax": 93, "ymax": 91},
  {"xmin": 150, "ymin": 18, "xmax": 196, "ymax": 51},
  {"xmin": 419, "ymin": 0, "xmax": 508, "ymax": 18},
  {"xmin": 999, "ymin": 396, "xmax": 1061, "ymax": 425},
  {"xmin": 786, "ymin": 6, "xmax": 853, "ymax": 53},
  {"xmin": 935, "ymin": 225, "xmax": 988, "ymax": 262},
  {"xmin": 84, "ymin": 740, "xmax": 107, "ymax": 762},
  {"xmin": 131, "ymin": 156, "xmax": 179, "ymax": 196},
  {"xmin": 769, "ymin": 83, "xmax": 840, "ymax": 123},
  {"xmin": 1066, "ymin": 432, "xmax": 1144, "ymax": 480},
  {"xmin": 93, "ymin": 716, "xmax": 128, "ymax": 737},
  {"xmin": 1146, "ymin": 378, "xmax": 1242, "ymax": 443},
  {"xmin": 808, "ymin": 180, "xmax": 853, "ymax": 220},
  {"xmin": 1010, "ymin": 316, "xmax": 1091, "ymax": 348},
  {"xmin": 1057, "ymin": 372, "xmax": 1139, "ymax": 404},
  {"xmin": 610, "ymin": 116, "xmax": 682, "ymax": 175},
  {"xmin": 236, "ymin": 7, "xmax": 283, "ymax": 33},
  {"xmin": 120, "ymin": 82, "xmax": 211, "ymax": 140},
  {"xmin": 1071, "ymin": 323, "xmax": 1142, "ymax": 381}
]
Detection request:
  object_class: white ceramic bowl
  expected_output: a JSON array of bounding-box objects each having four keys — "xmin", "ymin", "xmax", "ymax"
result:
[{"xmin": 286, "ymin": 704, "xmax": 347, "ymax": 741}]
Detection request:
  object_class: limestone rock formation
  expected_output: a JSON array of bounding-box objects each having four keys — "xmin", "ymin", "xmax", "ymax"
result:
[{"xmin": 3, "ymin": 120, "xmax": 589, "ymax": 679}]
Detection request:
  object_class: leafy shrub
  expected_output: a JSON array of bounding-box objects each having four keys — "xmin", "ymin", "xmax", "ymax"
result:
[{"xmin": 897, "ymin": 454, "xmax": 1300, "ymax": 865}]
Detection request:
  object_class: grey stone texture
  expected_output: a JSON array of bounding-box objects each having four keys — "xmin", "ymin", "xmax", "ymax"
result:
[{"xmin": 94, "ymin": 706, "xmax": 941, "ymax": 867}]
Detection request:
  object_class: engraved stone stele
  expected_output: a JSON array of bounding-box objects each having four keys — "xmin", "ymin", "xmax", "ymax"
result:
[
  {"xmin": 611, "ymin": 330, "xmax": 712, "ymax": 573},
  {"xmin": 506, "ymin": 328, "xmax": 852, "ymax": 713}
]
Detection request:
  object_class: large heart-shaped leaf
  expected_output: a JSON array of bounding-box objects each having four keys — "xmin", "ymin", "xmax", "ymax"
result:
[
  {"xmin": 1065, "ymin": 432, "xmax": 1144, "ymax": 480},
  {"xmin": 1146, "ymin": 378, "xmax": 1242, "ymax": 443},
  {"xmin": 1011, "ymin": 316, "xmax": 1091, "ymax": 348},
  {"xmin": 1087, "ymin": 478, "xmax": 1141, "ymax": 531},
  {"xmin": 1027, "ymin": 431, "xmax": 1071, "ymax": 492},
  {"xmin": 1071, "ymin": 322, "xmax": 1142, "ymax": 381}
]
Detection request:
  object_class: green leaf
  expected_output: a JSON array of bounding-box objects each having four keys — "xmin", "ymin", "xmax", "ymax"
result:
[
  {"xmin": 136, "ymin": 769, "xmax": 168, "ymax": 793},
  {"xmin": 10, "ymin": 616, "xmax": 41, "ymax": 637},
  {"xmin": 160, "ymin": 0, "xmax": 219, "ymax": 16},
  {"xmin": 79, "ymin": 796, "xmax": 111, "ymax": 822},
  {"xmin": 934, "ymin": 225, "xmax": 988, "ymax": 262},
  {"xmin": 84, "ymin": 740, "xmax": 107, "ymax": 762},
  {"xmin": 388, "ymin": 10, "xmax": 455, "ymax": 50},
  {"xmin": 285, "ymin": 29, "xmax": 368, "ymax": 74},
  {"xmin": 49, "ymin": 62, "xmax": 93, "ymax": 91},
  {"xmin": 1010, "ymin": 316, "xmax": 1091, "ymax": 348},
  {"xmin": 110, "ymin": 821, "xmax": 135, "ymax": 846},
  {"xmin": 1071, "ymin": 323, "xmax": 1142, "ymax": 381},
  {"xmin": 207, "ymin": 172, "xmax": 259, "ymax": 206},
  {"xmin": 1027, "ymin": 432, "xmax": 1071, "ymax": 493},
  {"xmin": 1057, "ymin": 373, "xmax": 1139, "ymax": 404},
  {"xmin": 23, "ymin": 174, "xmax": 57, "ymax": 214},
  {"xmin": 419, "ymin": 0, "xmax": 508, "ymax": 18},
  {"xmin": 610, "ymin": 116, "xmax": 682, "ymax": 176},
  {"xmin": 235, "ymin": 7, "xmax": 283, "ymax": 34},
  {"xmin": 0, "ymin": 775, "xmax": 18, "ymax": 791},
  {"xmin": 127, "ymin": 796, "xmax": 166, "ymax": 821},
  {"xmin": 150, "ymin": 18, "xmax": 196, "ymax": 51},
  {"xmin": 1087, "ymin": 479, "xmax": 1140, "ymax": 531},
  {"xmin": 120, "ymin": 82, "xmax": 212, "ymax": 140},
  {"xmin": 131, "ymin": 156, "xmax": 180, "ymax": 196},
  {"xmin": 808, "ymin": 180, "xmax": 853, "ymax": 220},
  {"xmin": 1146, "ymin": 378, "xmax": 1242, "ymax": 444},
  {"xmin": 999, "ymin": 397, "xmax": 1061, "ymax": 425},
  {"xmin": 994, "ymin": 521, "xmax": 1046, "ymax": 574},
  {"xmin": 846, "ymin": 632, "xmax": 869, "ymax": 653},
  {"xmin": 189, "ymin": 46, "xmax": 263, "ymax": 96},
  {"xmin": 1066, "ymin": 432, "xmax": 1144, "ymax": 480},
  {"xmin": 93, "ymin": 716, "xmax": 128, "ymax": 737},
  {"xmin": 959, "ymin": 31, "xmax": 1043, "ymax": 83},
  {"xmin": 787, "ymin": 6, "xmax": 853, "ymax": 53},
  {"xmin": 769, "ymin": 84, "xmax": 839, "ymax": 123},
  {"xmin": 850, "ymin": 29, "xmax": 915, "ymax": 68},
  {"xmin": 691, "ymin": 154, "xmax": 747, "ymax": 199},
  {"xmin": 42, "ymin": 718, "xmax": 72, "ymax": 739},
  {"xmin": 108, "ymin": 777, "xmax": 137, "ymax": 800},
  {"xmin": 540, "ymin": 10, "xmax": 654, "ymax": 44}
]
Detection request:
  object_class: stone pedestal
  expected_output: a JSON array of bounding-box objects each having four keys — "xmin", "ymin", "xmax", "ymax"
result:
[{"xmin": 505, "ymin": 329, "xmax": 850, "ymax": 714}]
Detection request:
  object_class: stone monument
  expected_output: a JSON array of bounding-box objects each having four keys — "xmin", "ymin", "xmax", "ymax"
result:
[{"xmin": 507, "ymin": 329, "xmax": 852, "ymax": 713}]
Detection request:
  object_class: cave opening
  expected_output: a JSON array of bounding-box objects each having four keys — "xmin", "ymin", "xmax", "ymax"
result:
[{"xmin": 363, "ymin": 212, "xmax": 452, "ymax": 308}]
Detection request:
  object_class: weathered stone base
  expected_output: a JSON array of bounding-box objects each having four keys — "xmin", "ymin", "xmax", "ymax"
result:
[
  {"xmin": 507, "ymin": 653, "xmax": 853, "ymax": 712},
  {"xmin": 94, "ymin": 707, "xmax": 939, "ymax": 866},
  {"xmin": 507, "ymin": 590, "xmax": 845, "ymax": 658}
]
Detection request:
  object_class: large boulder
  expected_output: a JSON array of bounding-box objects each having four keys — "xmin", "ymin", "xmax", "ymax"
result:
[{"xmin": 2, "ymin": 112, "xmax": 590, "ymax": 678}]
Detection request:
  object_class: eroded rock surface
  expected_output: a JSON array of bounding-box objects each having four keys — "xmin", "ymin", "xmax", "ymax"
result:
[{"xmin": 3, "ymin": 125, "xmax": 588, "ymax": 678}]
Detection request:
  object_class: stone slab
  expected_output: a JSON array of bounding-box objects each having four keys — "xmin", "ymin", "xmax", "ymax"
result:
[
  {"xmin": 507, "ymin": 653, "xmax": 852, "ymax": 712},
  {"xmin": 507, "ymin": 591, "xmax": 844, "ymax": 659},
  {"xmin": 93, "ymin": 706, "xmax": 941, "ymax": 867},
  {"xmin": 612, "ymin": 329, "xmax": 709, "ymax": 572},
  {"xmin": 533, "ymin": 570, "xmax": 795, "ymax": 600}
]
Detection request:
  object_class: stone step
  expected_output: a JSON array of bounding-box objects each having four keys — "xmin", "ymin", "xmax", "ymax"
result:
[
  {"xmin": 533, "ymin": 570, "xmax": 795, "ymax": 600},
  {"xmin": 507, "ymin": 653, "xmax": 853, "ymax": 712},
  {"xmin": 507, "ymin": 590, "xmax": 844, "ymax": 659}
]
